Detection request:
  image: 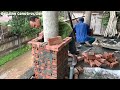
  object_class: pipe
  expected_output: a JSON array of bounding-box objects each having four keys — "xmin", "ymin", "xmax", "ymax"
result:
[
  {"xmin": 69, "ymin": 66, "xmax": 74, "ymax": 79},
  {"xmin": 69, "ymin": 55, "xmax": 77, "ymax": 79}
]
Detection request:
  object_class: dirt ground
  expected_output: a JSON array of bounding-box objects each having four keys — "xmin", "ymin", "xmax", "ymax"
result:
[{"xmin": 0, "ymin": 50, "xmax": 33, "ymax": 79}]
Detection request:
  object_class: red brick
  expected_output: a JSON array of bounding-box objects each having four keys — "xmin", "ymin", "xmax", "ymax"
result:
[
  {"xmin": 32, "ymin": 44, "xmax": 36, "ymax": 49},
  {"xmin": 105, "ymin": 61, "xmax": 111, "ymax": 66},
  {"xmin": 57, "ymin": 37, "xmax": 71, "ymax": 51},
  {"xmin": 35, "ymin": 74, "xmax": 39, "ymax": 79},
  {"xmin": 34, "ymin": 72, "xmax": 39, "ymax": 77},
  {"xmin": 88, "ymin": 55, "xmax": 96, "ymax": 60},
  {"xmin": 32, "ymin": 42, "xmax": 41, "ymax": 48},
  {"xmin": 74, "ymin": 74, "xmax": 79, "ymax": 79},
  {"xmin": 32, "ymin": 50, "xmax": 35, "ymax": 55},
  {"xmin": 52, "ymin": 60, "xmax": 57, "ymax": 66},
  {"xmin": 30, "ymin": 35, "xmax": 70, "ymax": 79},
  {"xmin": 94, "ymin": 60, "xmax": 102, "ymax": 67},
  {"xmin": 84, "ymin": 59, "xmax": 89, "ymax": 64},
  {"xmin": 109, "ymin": 53, "xmax": 114, "ymax": 58},
  {"xmin": 97, "ymin": 58, "xmax": 106, "ymax": 63},
  {"xmin": 34, "ymin": 47, "xmax": 39, "ymax": 54},
  {"xmin": 57, "ymin": 43, "xmax": 66, "ymax": 52},
  {"xmin": 82, "ymin": 52, "xmax": 88, "ymax": 59},
  {"xmin": 48, "ymin": 36, "xmax": 63, "ymax": 46},
  {"xmin": 34, "ymin": 60, "xmax": 39, "ymax": 65},
  {"xmin": 89, "ymin": 60, "xmax": 96, "ymax": 67},
  {"xmin": 74, "ymin": 68, "xmax": 79, "ymax": 74},
  {"xmin": 63, "ymin": 37, "xmax": 72, "ymax": 46},
  {"xmin": 53, "ymin": 70, "xmax": 57, "ymax": 74},
  {"xmin": 107, "ymin": 58, "xmax": 115, "ymax": 63},
  {"xmin": 34, "ymin": 54, "xmax": 39, "ymax": 60},
  {"xmin": 95, "ymin": 54, "xmax": 102, "ymax": 59},
  {"xmin": 87, "ymin": 51, "xmax": 96, "ymax": 60},
  {"xmin": 107, "ymin": 56, "xmax": 117, "ymax": 63},
  {"xmin": 103, "ymin": 52, "xmax": 109, "ymax": 59},
  {"xmin": 45, "ymin": 45, "xmax": 57, "ymax": 51},
  {"xmin": 36, "ymin": 65, "xmax": 39, "ymax": 68},
  {"xmin": 76, "ymin": 66, "xmax": 84, "ymax": 73},
  {"xmin": 46, "ymin": 37, "xmax": 71, "ymax": 52},
  {"xmin": 110, "ymin": 61, "xmax": 119, "ymax": 68}
]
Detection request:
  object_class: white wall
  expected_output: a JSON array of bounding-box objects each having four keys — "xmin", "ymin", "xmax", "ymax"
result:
[{"xmin": 90, "ymin": 13, "xmax": 102, "ymax": 35}]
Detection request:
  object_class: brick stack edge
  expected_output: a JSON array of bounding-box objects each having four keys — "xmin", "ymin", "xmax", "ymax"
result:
[
  {"xmin": 81, "ymin": 51, "xmax": 119, "ymax": 68},
  {"xmin": 28, "ymin": 32, "xmax": 72, "ymax": 79}
]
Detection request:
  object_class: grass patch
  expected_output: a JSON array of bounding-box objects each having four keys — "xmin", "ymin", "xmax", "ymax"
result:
[{"xmin": 0, "ymin": 45, "xmax": 31, "ymax": 66}]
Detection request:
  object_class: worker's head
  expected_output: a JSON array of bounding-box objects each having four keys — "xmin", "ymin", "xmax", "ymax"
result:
[
  {"xmin": 79, "ymin": 17, "xmax": 84, "ymax": 23},
  {"xmin": 29, "ymin": 16, "xmax": 40, "ymax": 28}
]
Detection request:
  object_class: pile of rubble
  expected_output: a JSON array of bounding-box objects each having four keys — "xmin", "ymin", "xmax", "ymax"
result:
[{"xmin": 78, "ymin": 51, "xmax": 119, "ymax": 68}]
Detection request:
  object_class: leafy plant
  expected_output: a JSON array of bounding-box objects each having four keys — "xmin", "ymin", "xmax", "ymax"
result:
[
  {"xmin": 101, "ymin": 12, "xmax": 110, "ymax": 28},
  {"xmin": 0, "ymin": 45, "xmax": 31, "ymax": 66}
]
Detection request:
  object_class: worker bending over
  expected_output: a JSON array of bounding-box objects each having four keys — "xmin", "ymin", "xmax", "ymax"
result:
[{"xmin": 74, "ymin": 17, "xmax": 95, "ymax": 46}]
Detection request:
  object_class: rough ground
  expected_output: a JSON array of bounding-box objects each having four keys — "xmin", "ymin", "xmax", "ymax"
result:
[
  {"xmin": 0, "ymin": 50, "xmax": 33, "ymax": 79},
  {"xmin": 77, "ymin": 36, "xmax": 120, "ymax": 79}
]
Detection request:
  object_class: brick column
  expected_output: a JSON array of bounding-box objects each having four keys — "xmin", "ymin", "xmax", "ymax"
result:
[{"xmin": 28, "ymin": 32, "xmax": 72, "ymax": 79}]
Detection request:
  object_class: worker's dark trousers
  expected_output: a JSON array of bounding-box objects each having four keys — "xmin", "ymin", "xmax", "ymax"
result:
[
  {"xmin": 69, "ymin": 37, "xmax": 76, "ymax": 54},
  {"xmin": 78, "ymin": 37, "xmax": 95, "ymax": 44},
  {"xmin": 88, "ymin": 37, "xmax": 95, "ymax": 44},
  {"xmin": 69, "ymin": 32, "xmax": 77, "ymax": 54}
]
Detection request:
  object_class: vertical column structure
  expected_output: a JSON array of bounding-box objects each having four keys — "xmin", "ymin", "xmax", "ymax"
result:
[
  {"xmin": 42, "ymin": 11, "xmax": 59, "ymax": 42},
  {"xmin": 84, "ymin": 11, "xmax": 92, "ymax": 26},
  {"xmin": 28, "ymin": 32, "xmax": 72, "ymax": 79}
]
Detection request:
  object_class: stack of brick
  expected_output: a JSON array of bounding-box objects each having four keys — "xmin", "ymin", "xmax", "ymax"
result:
[
  {"xmin": 28, "ymin": 32, "xmax": 72, "ymax": 79},
  {"xmin": 80, "ymin": 51, "xmax": 119, "ymax": 68},
  {"xmin": 74, "ymin": 66, "xmax": 84, "ymax": 79}
]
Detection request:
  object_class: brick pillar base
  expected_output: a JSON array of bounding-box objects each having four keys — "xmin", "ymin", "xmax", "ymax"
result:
[{"xmin": 28, "ymin": 32, "xmax": 72, "ymax": 79}]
